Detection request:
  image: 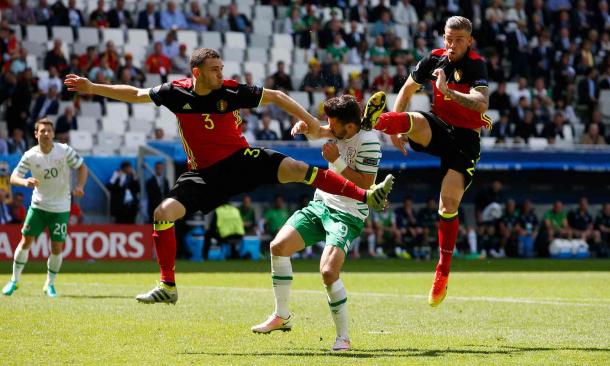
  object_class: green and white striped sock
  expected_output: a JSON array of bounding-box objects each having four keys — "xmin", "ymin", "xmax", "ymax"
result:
[
  {"xmin": 326, "ymin": 279, "xmax": 348, "ymax": 339},
  {"xmin": 11, "ymin": 247, "xmax": 29, "ymax": 283},
  {"xmin": 271, "ymin": 256, "xmax": 292, "ymax": 319},
  {"xmin": 46, "ymin": 253, "xmax": 63, "ymax": 285}
]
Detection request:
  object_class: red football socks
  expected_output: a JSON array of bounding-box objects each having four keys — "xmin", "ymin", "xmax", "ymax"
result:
[
  {"xmin": 375, "ymin": 112, "xmax": 412, "ymax": 135},
  {"xmin": 153, "ymin": 225, "xmax": 177, "ymax": 284},
  {"xmin": 309, "ymin": 167, "xmax": 367, "ymax": 202},
  {"xmin": 436, "ymin": 215, "xmax": 459, "ymax": 276}
]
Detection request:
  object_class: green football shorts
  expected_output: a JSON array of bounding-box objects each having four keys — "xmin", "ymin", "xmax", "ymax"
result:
[
  {"xmin": 22, "ymin": 207, "xmax": 70, "ymax": 242},
  {"xmin": 286, "ymin": 200, "xmax": 364, "ymax": 254}
]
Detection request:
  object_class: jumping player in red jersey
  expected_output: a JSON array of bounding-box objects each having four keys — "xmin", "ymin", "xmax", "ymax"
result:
[
  {"xmin": 363, "ymin": 16, "xmax": 491, "ymax": 307},
  {"xmin": 64, "ymin": 48, "xmax": 394, "ymax": 304}
]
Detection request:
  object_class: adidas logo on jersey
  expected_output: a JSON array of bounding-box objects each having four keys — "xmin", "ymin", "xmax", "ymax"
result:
[{"xmin": 183, "ymin": 103, "xmax": 192, "ymax": 110}]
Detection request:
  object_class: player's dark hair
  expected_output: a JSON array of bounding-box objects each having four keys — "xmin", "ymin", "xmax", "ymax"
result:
[
  {"xmin": 190, "ymin": 48, "xmax": 221, "ymax": 69},
  {"xmin": 445, "ymin": 16, "xmax": 472, "ymax": 34},
  {"xmin": 34, "ymin": 118, "xmax": 54, "ymax": 133},
  {"xmin": 323, "ymin": 95, "xmax": 361, "ymax": 128}
]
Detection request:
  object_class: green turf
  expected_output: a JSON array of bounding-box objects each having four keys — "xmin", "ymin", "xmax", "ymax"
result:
[{"xmin": 1, "ymin": 259, "xmax": 609, "ymax": 365}]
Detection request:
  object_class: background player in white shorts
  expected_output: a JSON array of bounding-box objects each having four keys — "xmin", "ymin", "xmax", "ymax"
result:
[{"xmin": 2, "ymin": 118, "xmax": 88, "ymax": 298}]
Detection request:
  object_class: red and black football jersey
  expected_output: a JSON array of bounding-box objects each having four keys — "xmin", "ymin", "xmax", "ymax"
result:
[
  {"xmin": 149, "ymin": 78, "xmax": 263, "ymax": 170},
  {"xmin": 411, "ymin": 48, "xmax": 491, "ymax": 129}
]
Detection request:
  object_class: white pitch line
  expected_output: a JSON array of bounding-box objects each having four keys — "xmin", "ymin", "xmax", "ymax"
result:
[{"xmin": 60, "ymin": 282, "xmax": 610, "ymax": 308}]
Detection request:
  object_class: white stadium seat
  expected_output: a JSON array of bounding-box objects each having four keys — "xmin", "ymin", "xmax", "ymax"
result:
[
  {"xmin": 132, "ymin": 104, "xmax": 157, "ymax": 121},
  {"xmin": 249, "ymin": 34, "xmax": 271, "ymax": 48},
  {"xmin": 253, "ymin": 20, "xmax": 273, "ymax": 36},
  {"xmin": 247, "ymin": 47, "xmax": 268, "ymax": 63},
  {"xmin": 52, "ymin": 26, "xmax": 74, "ymax": 44},
  {"xmin": 201, "ymin": 31, "xmax": 222, "ymax": 49},
  {"xmin": 223, "ymin": 48, "xmax": 245, "ymax": 63},
  {"xmin": 177, "ymin": 30, "xmax": 199, "ymax": 50},
  {"xmin": 224, "ymin": 32, "xmax": 246, "ymax": 49},
  {"xmin": 101, "ymin": 28, "xmax": 125, "ymax": 46},
  {"xmin": 223, "ymin": 61, "xmax": 242, "ymax": 78},
  {"xmin": 288, "ymin": 91, "xmax": 310, "ymax": 110},
  {"xmin": 127, "ymin": 29, "xmax": 149, "ymax": 46},
  {"xmin": 128, "ymin": 119, "xmax": 156, "ymax": 135},
  {"xmin": 254, "ymin": 5, "xmax": 274, "ymax": 20},
  {"xmin": 79, "ymin": 101, "xmax": 103, "ymax": 118},
  {"xmin": 152, "ymin": 29, "xmax": 167, "ymax": 43},
  {"xmin": 92, "ymin": 145, "xmax": 116, "ymax": 156},
  {"xmin": 97, "ymin": 132, "xmax": 123, "ymax": 150},
  {"xmin": 78, "ymin": 116, "xmax": 99, "ymax": 133},
  {"xmin": 156, "ymin": 118, "xmax": 178, "ymax": 139},
  {"xmin": 270, "ymin": 47, "xmax": 292, "ymax": 65},
  {"xmin": 272, "ymin": 34, "xmax": 293, "ymax": 50},
  {"xmin": 26, "ymin": 25, "xmax": 48, "ymax": 43},
  {"xmin": 243, "ymin": 61, "xmax": 266, "ymax": 84},
  {"xmin": 77, "ymin": 27, "xmax": 100, "ymax": 45},
  {"xmin": 69, "ymin": 130, "xmax": 93, "ymax": 153},
  {"xmin": 123, "ymin": 131, "xmax": 148, "ymax": 148},
  {"xmin": 528, "ymin": 137, "xmax": 549, "ymax": 150},
  {"xmin": 106, "ymin": 102, "xmax": 130, "ymax": 121},
  {"xmin": 101, "ymin": 116, "xmax": 126, "ymax": 134}
]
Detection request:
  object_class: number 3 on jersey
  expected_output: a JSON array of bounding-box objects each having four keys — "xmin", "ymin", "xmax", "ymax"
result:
[{"xmin": 201, "ymin": 114, "xmax": 214, "ymax": 129}]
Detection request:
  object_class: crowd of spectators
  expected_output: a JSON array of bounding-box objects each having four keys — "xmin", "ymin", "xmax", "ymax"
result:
[
  {"xmin": 2, "ymin": 1, "xmax": 610, "ymax": 148},
  {"xmin": 187, "ymin": 187, "xmax": 609, "ymax": 260}
]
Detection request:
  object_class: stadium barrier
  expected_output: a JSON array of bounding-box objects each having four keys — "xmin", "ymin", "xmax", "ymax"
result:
[{"xmin": 0, "ymin": 224, "xmax": 153, "ymax": 261}]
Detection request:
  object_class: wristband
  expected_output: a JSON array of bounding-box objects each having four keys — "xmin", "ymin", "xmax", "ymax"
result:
[{"xmin": 331, "ymin": 157, "xmax": 348, "ymax": 173}]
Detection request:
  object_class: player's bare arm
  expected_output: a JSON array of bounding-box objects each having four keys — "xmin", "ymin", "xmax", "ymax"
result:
[
  {"xmin": 291, "ymin": 121, "xmax": 334, "ymax": 140},
  {"xmin": 393, "ymin": 75, "xmax": 422, "ymax": 112},
  {"xmin": 433, "ymin": 69, "xmax": 489, "ymax": 113},
  {"xmin": 261, "ymin": 88, "xmax": 322, "ymax": 136},
  {"xmin": 321, "ymin": 142, "xmax": 375, "ymax": 189},
  {"xmin": 10, "ymin": 174, "xmax": 38, "ymax": 189},
  {"xmin": 73, "ymin": 163, "xmax": 88, "ymax": 198},
  {"xmin": 64, "ymin": 74, "xmax": 152, "ymax": 103}
]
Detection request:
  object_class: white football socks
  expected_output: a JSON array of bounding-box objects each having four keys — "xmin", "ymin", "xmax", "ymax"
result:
[
  {"xmin": 326, "ymin": 278, "xmax": 349, "ymax": 339},
  {"xmin": 46, "ymin": 253, "xmax": 63, "ymax": 285},
  {"xmin": 271, "ymin": 255, "xmax": 292, "ymax": 319},
  {"xmin": 11, "ymin": 247, "xmax": 29, "ymax": 283}
]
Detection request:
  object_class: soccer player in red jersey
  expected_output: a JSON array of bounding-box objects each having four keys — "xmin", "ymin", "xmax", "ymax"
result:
[
  {"xmin": 65, "ymin": 48, "xmax": 394, "ymax": 304},
  {"xmin": 364, "ymin": 16, "xmax": 491, "ymax": 307}
]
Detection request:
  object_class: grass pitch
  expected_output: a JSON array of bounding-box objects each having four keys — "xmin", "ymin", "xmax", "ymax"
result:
[{"xmin": 0, "ymin": 259, "xmax": 609, "ymax": 365}]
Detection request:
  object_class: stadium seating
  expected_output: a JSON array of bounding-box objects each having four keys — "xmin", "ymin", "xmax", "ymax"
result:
[
  {"xmin": 177, "ymin": 30, "xmax": 199, "ymax": 50},
  {"xmin": 201, "ymin": 31, "xmax": 222, "ymax": 49},
  {"xmin": 223, "ymin": 48, "xmax": 245, "ymax": 63},
  {"xmin": 101, "ymin": 116, "xmax": 127, "ymax": 134},
  {"xmin": 246, "ymin": 47, "xmax": 268, "ymax": 63},
  {"xmin": 78, "ymin": 116, "xmax": 99, "ymax": 133},
  {"xmin": 25, "ymin": 25, "xmax": 48, "ymax": 43},
  {"xmin": 254, "ymin": 5, "xmax": 274, "ymax": 20},
  {"xmin": 243, "ymin": 61, "xmax": 266, "ymax": 84},
  {"xmin": 224, "ymin": 32, "xmax": 246, "ymax": 49},
  {"xmin": 77, "ymin": 27, "xmax": 100, "ymax": 45},
  {"xmin": 106, "ymin": 102, "xmax": 130, "ymax": 122},
  {"xmin": 79, "ymin": 102, "xmax": 103, "ymax": 119},
  {"xmin": 69, "ymin": 130, "xmax": 94, "ymax": 153},
  {"xmin": 249, "ymin": 34, "xmax": 271, "ymax": 49},
  {"xmin": 101, "ymin": 28, "xmax": 125, "ymax": 46},
  {"xmin": 127, "ymin": 29, "xmax": 149, "ymax": 46},
  {"xmin": 132, "ymin": 104, "xmax": 157, "ymax": 121},
  {"xmin": 52, "ymin": 26, "xmax": 75, "ymax": 44},
  {"xmin": 253, "ymin": 19, "xmax": 273, "ymax": 36}
]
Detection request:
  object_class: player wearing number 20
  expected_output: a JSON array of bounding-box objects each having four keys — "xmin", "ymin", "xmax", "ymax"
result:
[{"xmin": 2, "ymin": 118, "xmax": 88, "ymax": 298}]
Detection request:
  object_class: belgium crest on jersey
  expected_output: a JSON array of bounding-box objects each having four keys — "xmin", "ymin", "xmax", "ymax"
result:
[
  {"xmin": 454, "ymin": 69, "xmax": 462, "ymax": 82},
  {"xmin": 217, "ymin": 99, "xmax": 228, "ymax": 112}
]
